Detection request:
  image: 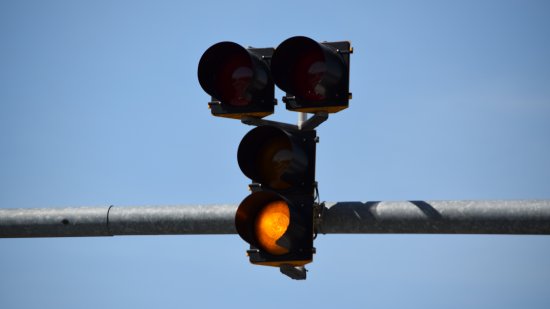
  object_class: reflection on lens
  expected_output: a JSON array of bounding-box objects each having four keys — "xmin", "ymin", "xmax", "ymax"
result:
[
  {"xmin": 257, "ymin": 136, "xmax": 292, "ymax": 189},
  {"xmin": 292, "ymin": 49, "xmax": 326, "ymax": 101},
  {"xmin": 216, "ymin": 54, "xmax": 253, "ymax": 106},
  {"xmin": 255, "ymin": 200, "xmax": 290, "ymax": 255}
]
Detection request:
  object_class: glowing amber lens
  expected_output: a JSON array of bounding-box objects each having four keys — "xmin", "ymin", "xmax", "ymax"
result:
[{"xmin": 255, "ymin": 200, "xmax": 290, "ymax": 255}]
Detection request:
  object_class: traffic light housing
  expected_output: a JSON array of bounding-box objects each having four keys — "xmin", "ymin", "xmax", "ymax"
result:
[
  {"xmin": 197, "ymin": 42, "xmax": 276, "ymax": 119},
  {"xmin": 271, "ymin": 36, "xmax": 352, "ymax": 113},
  {"xmin": 235, "ymin": 126, "xmax": 316, "ymax": 271}
]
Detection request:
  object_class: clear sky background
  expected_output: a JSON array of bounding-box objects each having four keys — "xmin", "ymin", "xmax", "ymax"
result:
[{"xmin": 1, "ymin": 0, "xmax": 550, "ymax": 308}]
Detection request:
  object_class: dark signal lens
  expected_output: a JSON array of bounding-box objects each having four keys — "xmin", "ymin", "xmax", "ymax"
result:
[
  {"xmin": 257, "ymin": 136, "xmax": 293, "ymax": 190},
  {"xmin": 292, "ymin": 49, "xmax": 327, "ymax": 101},
  {"xmin": 215, "ymin": 54, "xmax": 253, "ymax": 106},
  {"xmin": 238, "ymin": 126, "xmax": 308, "ymax": 191}
]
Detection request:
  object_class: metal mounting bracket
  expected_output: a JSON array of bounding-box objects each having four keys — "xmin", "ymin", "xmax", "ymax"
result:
[
  {"xmin": 241, "ymin": 116, "xmax": 299, "ymax": 131},
  {"xmin": 299, "ymin": 112, "xmax": 329, "ymax": 131},
  {"xmin": 241, "ymin": 112, "xmax": 329, "ymax": 132},
  {"xmin": 313, "ymin": 201, "xmax": 327, "ymax": 236},
  {"xmin": 279, "ymin": 264, "xmax": 307, "ymax": 280}
]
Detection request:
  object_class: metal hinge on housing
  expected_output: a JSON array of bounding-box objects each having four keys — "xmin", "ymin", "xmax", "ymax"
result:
[
  {"xmin": 313, "ymin": 201, "xmax": 326, "ymax": 237},
  {"xmin": 248, "ymin": 183, "xmax": 262, "ymax": 193},
  {"xmin": 280, "ymin": 264, "xmax": 307, "ymax": 280}
]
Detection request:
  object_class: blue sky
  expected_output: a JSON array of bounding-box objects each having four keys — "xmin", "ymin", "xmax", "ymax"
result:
[{"xmin": 1, "ymin": 0, "xmax": 550, "ymax": 308}]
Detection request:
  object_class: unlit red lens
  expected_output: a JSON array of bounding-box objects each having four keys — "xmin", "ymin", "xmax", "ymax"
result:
[
  {"xmin": 292, "ymin": 49, "xmax": 327, "ymax": 101},
  {"xmin": 255, "ymin": 200, "xmax": 290, "ymax": 255},
  {"xmin": 215, "ymin": 54, "xmax": 253, "ymax": 106}
]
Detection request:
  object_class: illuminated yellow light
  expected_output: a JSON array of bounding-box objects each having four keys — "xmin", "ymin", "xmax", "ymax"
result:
[{"xmin": 255, "ymin": 200, "xmax": 290, "ymax": 255}]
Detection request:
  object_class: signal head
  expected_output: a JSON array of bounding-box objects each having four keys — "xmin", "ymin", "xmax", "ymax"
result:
[
  {"xmin": 235, "ymin": 191, "xmax": 312, "ymax": 266},
  {"xmin": 197, "ymin": 42, "xmax": 275, "ymax": 119},
  {"xmin": 271, "ymin": 36, "xmax": 351, "ymax": 113},
  {"xmin": 238, "ymin": 126, "xmax": 309, "ymax": 191}
]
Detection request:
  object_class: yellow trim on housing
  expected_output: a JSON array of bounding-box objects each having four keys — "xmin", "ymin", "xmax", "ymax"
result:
[
  {"xmin": 287, "ymin": 105, "xmax": 348, "ymax": 114},
  {"xmin": 251, "ymin": 259, "xmax": 312, "ymax": 267},
  {"xmin": 211, "ymin": 111, "xmax": 272, "ymax": 119}
]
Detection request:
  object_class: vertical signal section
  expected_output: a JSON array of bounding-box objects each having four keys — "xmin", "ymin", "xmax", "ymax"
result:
[{"xmin": 235, "ymin": 125, "xmax": 316, "ymax": 273}]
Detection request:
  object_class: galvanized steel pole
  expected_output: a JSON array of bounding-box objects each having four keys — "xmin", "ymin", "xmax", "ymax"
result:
[
  {"xmin": 318, "ymin": 200, "xmax": 550, "ymax": 234},
  {"xmin": 1, "ymin": 200, "xmax": 550, "ymax": 238},
  {"xmin": 0, "ymin": 205, "xmax": 237, "ymax": 237}
]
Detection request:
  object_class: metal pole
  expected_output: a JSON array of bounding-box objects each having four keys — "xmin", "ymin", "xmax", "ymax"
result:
[
  {"xmin": 297, "ymin": 112, "xmax": 307, "ymax": 129},
  {"xmin": 0, "ymin": 205, "xmax": 237, "ymax": 237},
  {"xmin": 1, "ymin": 200, "xmax": 550, "ymax": 238},
  {"xmin": 319, "ymin": 200, "xmax": 550, "ymax": 234}
]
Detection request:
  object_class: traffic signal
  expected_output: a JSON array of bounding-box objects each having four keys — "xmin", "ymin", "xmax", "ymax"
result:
[
  {"xmin": 197, "ymin": 42, "xmax": 275, "ymax": 119},
  {"xmin": 197, "ymin": 36, "xmax": 351, "ymax": 279},
  {"xmin": 235, "ymin": 125, "xmax": 316, "ymax": 278},
  {"xmin": 271, "ymin": 36, "xmax": 352, "ymax": 113}
]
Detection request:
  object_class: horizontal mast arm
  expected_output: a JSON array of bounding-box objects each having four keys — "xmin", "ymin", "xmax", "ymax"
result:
[
  {"xmin": 0, "ymin": 205, "xmax": 238, "ymax": 237},
  {"xmin": 319, "ymin": 200, "xmax": 550, "ymax": 234},
  {"xmin": 1, "ymin": 200, "xmax": 550, "ymax": 238}
]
